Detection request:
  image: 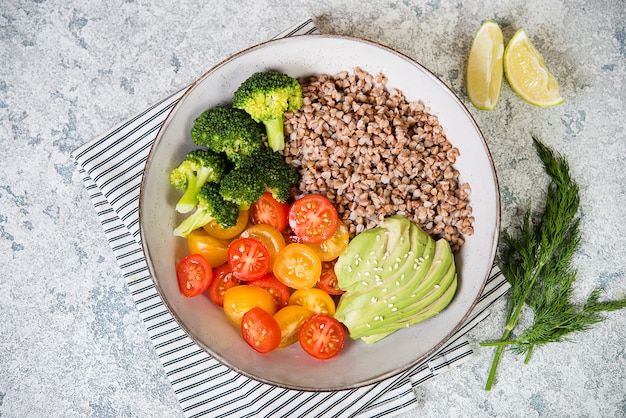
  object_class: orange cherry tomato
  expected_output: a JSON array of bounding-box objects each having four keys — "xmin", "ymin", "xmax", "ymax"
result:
[
  {"xmin": 222, "ymin": 285, "xmax": 276, "ymax": 327},
  {"xmin": 176, "ymin": 253, "xmax": 213, "ymax": 298},
  {"xmin": 317, "ymin": 261, "xmax": 345, "ymax": 296},
  {"xmin": 288, "ymin": 195, "xmax": 339, "ymax": 244},
  {"xmin": 239, "ymin": 224, "xmax": 286, "ymax": 271},
  {"xmin": 207, "ymin": 263, "xmax": 240, "ymax": 307},
  {"xmin": 187, "ymin": 229, "xmax": 231, "ymax": 267},
  {"xmin": 241, "ymin": 306, "xmax": 282, "ymax": 354},
  {"xmin": 308, "ymin": 220, "xmax": 350, "ymax": 262},
  {"xmin": 288, "ymin": 288, "xmax": 336, "ymax": 316},
  {"xmin": 248, "ymin": 272, "xmax": 291, "ymax": 310},
  {"xmin": 273, "ymin": 305, "xmax": 315, "ymax": 348},
  {"xmin": 249, "ymin": 192, "xmax": 290, "ymax": 232},
  {"xmin": 273, "ymin": 243, "xmax": 322, "ymax": 289},
  {"xmin": 227, "ymin": 237, "xmax": 271, "ymax": 281},
  {"xmin": 203, "ymin": 209, "xmax": 249, "ymax": 240},
  {"xmin": 298, "ymin": 314, "xmax": 346, "ymax": 360}
]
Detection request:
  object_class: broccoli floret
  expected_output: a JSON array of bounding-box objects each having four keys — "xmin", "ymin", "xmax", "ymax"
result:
[
  {"xmin": 232, "ymin": 71, "xmax": 303, "ymax": 152},
  {"xmin": 169, "ymin": 149, "xmax": 227, "ymax": 214},
  {"xmin": 219, "ymin": 166, "xmax": 267, "ymax": 210},
  {"xmin": 174, "ymin": 182, "xmax": 240, "ymax": 237},
  {"xmin": 238, "ymin": 147, "xmax": 300, "ymax": 203},
  {"xmin": 191, "ymin": 105, "xmax": 263, "ymax": 166}
]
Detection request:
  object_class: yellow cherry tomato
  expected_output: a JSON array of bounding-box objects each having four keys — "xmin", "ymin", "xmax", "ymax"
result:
[
  {"xmin": 273, "ymin": 305, "xmax": 315, "ymax": 348},
  {"xmin": 187, "ymin": 229, "xmax": 230, "ymax": 267},
  {"xmin": 288, "ymin": 288, "xmax": 336, "ymax": 316},
  {"xmin": 239, "ymin": 224, "xmax": 286, "ymax": 271},
  {"xmin": 203, "ymin": 209, "xmax": 249, "ymax": 240},
  {"xmin": 273, "ymin": 243, "xmax": 322, "ymax": 289},
  {"xmin": 308, "ymin": 220, "xmax": 350, "ymax": 262},
  {"xmin": 222, "ymin": 285, "xmax": 276, "ymax": 327}
]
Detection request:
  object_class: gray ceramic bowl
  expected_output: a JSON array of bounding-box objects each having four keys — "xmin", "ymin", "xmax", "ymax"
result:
[{"xmin": 139, "ymin": 34, "xmax": 500, "ymax": 391}]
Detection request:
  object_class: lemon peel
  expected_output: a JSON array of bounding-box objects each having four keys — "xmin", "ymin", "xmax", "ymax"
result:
[
  {"xmin": 466, "ymin": 20, "xmax": 504, "ymax": 110},
  {"xmin": 503, "ymin": 28, "xmax": 564, "ymax": 107}
]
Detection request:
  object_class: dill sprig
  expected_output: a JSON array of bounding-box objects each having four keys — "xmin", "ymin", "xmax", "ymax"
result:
[{"xmin": 481, "ymin": 137, "xmax": 626, "ymax": 391}]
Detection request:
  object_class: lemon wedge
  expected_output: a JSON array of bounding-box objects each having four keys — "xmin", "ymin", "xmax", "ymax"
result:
[
  {"xmin": 466, "ymin": 20, "xmax": 504, "ymax": 110},
  {"xmin": 503, "ymin": 28, "xmax": 564, "ymax": 107}
]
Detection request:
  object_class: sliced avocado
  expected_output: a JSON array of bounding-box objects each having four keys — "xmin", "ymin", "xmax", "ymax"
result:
[
  {"xmin": 345, "ymin": 237, "xmax": 452, "ymax": 340},
  {"xmin": 333, "ymin": 214, "xmax": 459, "ymax": 343},
  {"xmin": 334, "ymin": 220, "xmax": 433, "ymax": 325},
  {"xmin": 357, "ymin": 253, "xmax": 456, "ymax": 337},
  {"xmin": 334, "ymin": 227, "xmax": 388, "ymax": 293},
  {"xmin": 360, "ymin": 276, "xmax": 458, "ymax": 344},
  {"xmin": 335, "ymin": 216, "xmax": 435, "ymax": 330},
  {"xmin": 376, "ymin": 214, "xmax": 413, "ymax": 275},
  {"xmin": 397, "ymin": 275, "xmax": 458, "ymax": 327}
]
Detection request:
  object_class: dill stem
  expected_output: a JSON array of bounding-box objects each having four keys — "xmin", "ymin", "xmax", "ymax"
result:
[
  {"xmin": 484, "ymin": 261, "xmax": 544, "ymax": 391},
  {"xmin": 480, "ymin": 340, "xmax": 517, "ymax": 347},
  {"xmin": 524, "ymin": 344, "xmax": 535, "ymax": 364}
]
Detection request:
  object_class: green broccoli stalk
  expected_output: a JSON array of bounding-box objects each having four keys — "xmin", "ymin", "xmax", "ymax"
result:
[
  {"xmin": 191, "ymin": 105, "xmax": 263, "ymax": 166},
  {"xmin": 174, "ymin": 182, "xmax": 240, "ymax": 238},
  {"xmin": 219, "ymin": 166, "xmax": 267, "ymax": 210},
  {"xmin": 169, "ymin": 149, "xmax": 227, "ymax": 214},
  {"xmin": 232, "ymin": 71, "xmax": 303, "ymax": 152}
]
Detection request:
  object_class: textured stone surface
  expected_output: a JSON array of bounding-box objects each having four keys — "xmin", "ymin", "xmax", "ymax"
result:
[{"xmin": 1, "ymin": 1, "xmax": 624, "ymax": 417}]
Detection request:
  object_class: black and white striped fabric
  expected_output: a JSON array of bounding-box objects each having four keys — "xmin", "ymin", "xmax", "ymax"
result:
[{"xmin": 71, "ymin": 19, "xmax": 510, "ymax": 418}]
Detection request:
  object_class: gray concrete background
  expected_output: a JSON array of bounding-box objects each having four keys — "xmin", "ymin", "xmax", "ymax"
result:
[{"xmin": 1, "ymin": 1, "xmax": 624, "ymax": 417}]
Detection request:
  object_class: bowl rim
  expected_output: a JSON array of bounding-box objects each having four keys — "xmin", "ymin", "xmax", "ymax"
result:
[{"xmin": 139, "ymin": 33, "xmax": 501, "ymax": 391}]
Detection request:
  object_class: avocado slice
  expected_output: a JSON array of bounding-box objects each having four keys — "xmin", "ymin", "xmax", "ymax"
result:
[
  {"xmin": 354, "ymin": 250, "xmax": 456, "ymax": 338},
  {"xmin": 334, "ymin": 227, "xmax": 388, "ymax": 293},
  {"xmin": 333, "ymin": 215, "xmax": 459, "ymax": 343},
  {"xmin": 335, "ymin": 215, "xmax": 435, "ymax": 329},
  {"xmin": 360, "ymin": 275, "xmax": 458, "ymax": 344},
  {"xmin": 334, "ymin": 219, "xmax": 434, "ymax": 326},
  {"xmin": 345, "ymin": 237, "xmax": 454, "ymax": 339}
]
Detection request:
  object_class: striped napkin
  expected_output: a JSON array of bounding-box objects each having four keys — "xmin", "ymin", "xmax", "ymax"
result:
[{"xmin": 71, "ymin": 19, "xmax": 510, "ymax": 418}]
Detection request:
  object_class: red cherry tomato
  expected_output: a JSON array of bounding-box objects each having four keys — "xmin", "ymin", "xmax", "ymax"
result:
[
  {"xmin": 249, "ymin": 192, "xmax": 290, "ymax": 232},
  {"xmin": 288, "ymin": 195, "xmax": 339, "ymax": 244},
  {"xmin": 317, "ymin": 261, "xmax": 345, "ymax": 296},
  {"xmin": 241, "ymin": 306, "xmax": 282, "ymax": 354},
  {"xmin": 282, "ymin": 227, "xmax": 302, "ymax": 244},
  {"xmin": 298, "ymin": 314, "xmax": 346, "ymax": 360},
  {"xmin": 207, "ymin": 263, "xmax": 240, "ymax": 306},
  {"xmin": 176, "ymin": 253, "xmax": 213, "ymax": 298},
  {"xmin": 227, "ymin": 237, "xmax": 271, "ymax": 281},
  {"xmin": 248, "ymin": 272, "xmax": 291, "ymax": 309}
]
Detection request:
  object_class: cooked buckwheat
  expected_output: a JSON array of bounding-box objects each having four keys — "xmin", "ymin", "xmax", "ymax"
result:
[{"xmin": 283, "ymin": 67, "xmax": 474, "ymax": 251}]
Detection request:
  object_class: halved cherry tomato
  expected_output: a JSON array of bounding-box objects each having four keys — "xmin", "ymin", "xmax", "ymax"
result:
[
  {"xmin": 248, "ymin": 272, "xmax": 290, "ymax": 309},
  {"xmin": 240, "ymin": 224, "xmax": 286, "ymax": 271},
  {"xmin": 317, "ymin": 261, "xmax": 345, "ymax": 296},
  {"xmin": 207, "ymin": 263, "xmax": 240, "ymax": 307},
  {"xmin": 308, "ymin": 220, "xmax": 350, "ymax": 262},
  {"xmin": 289, "ymin": 288, "xmax": 336, "ymax": 315},
  {"xmin": 241, "ymin": 306, "xmax": 282, "ymax": 354},
  {"xmin": 227, "ymin": 237, "xmax": 271, "ymax": 281},
  {"xmin": 187, "ymin": 229, "xmax": 231, "ymax": 267},
  {"xmin": 273, "ymin": 243, "xmax": 322, "ymax": 289},
  {"xmin": 288, "ymin": 195, "xmax": 339, "ymax": 244},
  {"xmin": 223, "ymin": 285, "xmax": 276, "ymax": 326},
  {"xmin": 203, "ymin": 209, "xmax": 249, "ymax": 240},
  {"xmin": 249, "ymin": 192, "xmax": 290, "ymax": 232},
  {"xmin": 298, "ymin": 314, "xmax": 346, "ymax": 360},
  {"xmin": 176, "ymin": 253, "xmax": 213, "ymax": 298},
  {"xmin": 282, "ymin": 227, "xmax": 302, "ymax": 244},
  {"xmin": 274, "ymin": 305, "xmax": 315, "ymax": 348}
]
